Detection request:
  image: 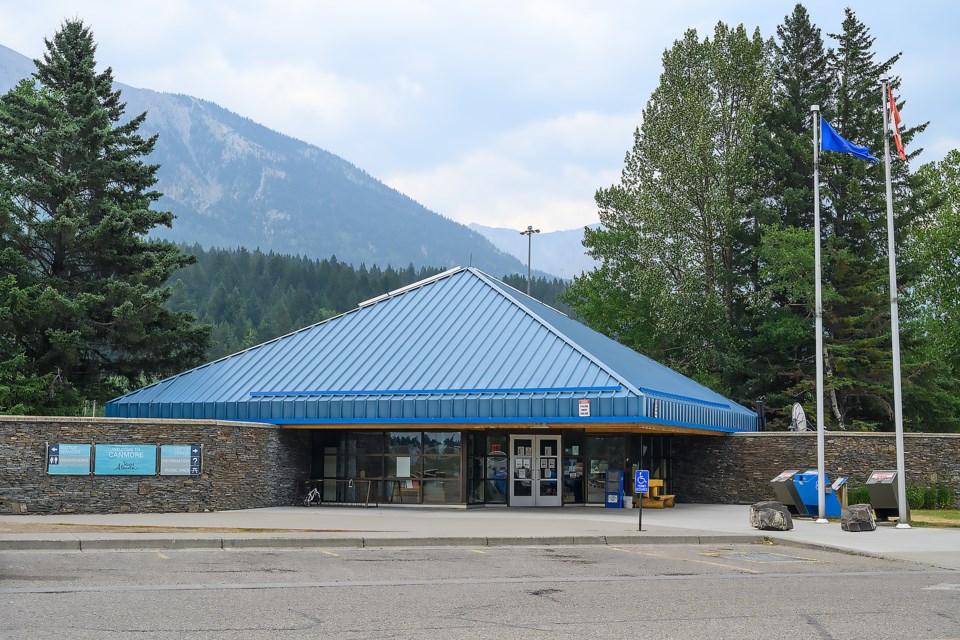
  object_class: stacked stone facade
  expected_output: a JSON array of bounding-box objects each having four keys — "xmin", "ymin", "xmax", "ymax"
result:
[
  {"xmin": 0, "ymin": 416, "xmax": 311, "ymax": 514},
  {"xmin": 3, "ymin": 418, "xmax": 957, "ymax": 513},
  {"xmin": 672, "ymin": 432, "xmax": 960, "ymax": 507}
]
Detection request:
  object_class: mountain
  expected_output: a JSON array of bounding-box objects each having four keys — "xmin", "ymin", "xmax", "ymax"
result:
[
  {"xmin": 468, "ymin": 223, "xmax": 600, "ymax": 280},
  {"xmin": 0, "ymin": 43, "xmax": 527, "ymax": 276}
]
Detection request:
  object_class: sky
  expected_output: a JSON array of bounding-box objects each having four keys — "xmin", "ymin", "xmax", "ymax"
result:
[{"xmin": 0, "ymin": 1, "xmax": 956, "ymax": 232}]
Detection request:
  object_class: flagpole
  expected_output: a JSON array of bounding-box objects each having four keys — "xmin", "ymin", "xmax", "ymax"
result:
[
  {"xmin": 881, "ymin": 79, "xmax": 910, "ymax": 529},
  {"xmin": 811, "ymin": 105, "xmax": 828, "ymax": 524}
]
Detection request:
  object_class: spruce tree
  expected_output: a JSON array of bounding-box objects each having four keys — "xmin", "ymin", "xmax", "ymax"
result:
[
  {"xmin": 0, "ymin": 20, "xmax": 208, "ymax": 411},
  {"xmin": 816, "ymin": 8, "xmax": 926, "ymax": 429}
]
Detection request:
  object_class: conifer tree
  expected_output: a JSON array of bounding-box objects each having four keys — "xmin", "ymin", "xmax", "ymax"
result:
[
  {"xmin": 815, "ymin": 8, "xmax": 925, "ymax": 429},
  {"xmin": 0, "ymin": 20, "xmax": 208, "ymax": 411}
]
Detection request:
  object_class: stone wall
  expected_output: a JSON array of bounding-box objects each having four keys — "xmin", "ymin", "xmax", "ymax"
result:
[
  {"xmin": 0, "ymin": 416, "xmax": 311, "ymax": 514},
  {"xmin": 672, "ymin": 432, "xmax": 960, "ymax": 507}
]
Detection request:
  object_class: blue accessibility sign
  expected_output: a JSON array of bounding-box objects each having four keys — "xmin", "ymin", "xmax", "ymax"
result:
[{"xmin": 635, "ymin": 469, "xmax": 649, "ymax": 494}]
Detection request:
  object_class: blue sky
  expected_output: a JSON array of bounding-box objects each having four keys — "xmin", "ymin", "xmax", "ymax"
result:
[{"xmin": 0, "ymin": 1, "xmax": 955, "ymax": 231}]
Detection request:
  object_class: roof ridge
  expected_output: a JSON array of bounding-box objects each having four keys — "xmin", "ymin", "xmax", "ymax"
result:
[
  {"xmin": 466, "ymin": 268, "xmax": 643, "ymax": 396},
  {"xmin": 358, "ymin": 266, "xmax": 464, "ymax": 308}
]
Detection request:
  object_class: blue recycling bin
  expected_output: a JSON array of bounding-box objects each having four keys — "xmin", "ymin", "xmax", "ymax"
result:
[
  {"xmin": 793, "ymin": 469, "xmax": 846, "ymax": 518},
  {"xmin": 604, "ymin": 469, "xmax": 624, "ymax": 508}
]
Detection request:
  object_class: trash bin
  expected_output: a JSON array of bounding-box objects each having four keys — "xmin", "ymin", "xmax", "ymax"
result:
[
  {"xmin": 793, "ymin": 469, "xmax": 843, "ymax": 518},
  {"xmin": 865, "ymin": 470, "xmax": 910, "ymax": 522},
  {"xmin": 832, "ymin": 476, "xmax": 849, "ymax": 508},
  {"xmin": 769, "ymin": 470, "xmax": 807, "ymax": 516},
  {"xmin": 604, "ymin": 469, "xmax": 624, "ymax": 508}
]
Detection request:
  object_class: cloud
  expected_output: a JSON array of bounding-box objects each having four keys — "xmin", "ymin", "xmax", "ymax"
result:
[
  {"xmin": 2, "ymin": 0, "xmax": 958, "ymax": 234},
  {"xmin": 386, "ymin": 111, "xmax": 637, "ymax": 231}
]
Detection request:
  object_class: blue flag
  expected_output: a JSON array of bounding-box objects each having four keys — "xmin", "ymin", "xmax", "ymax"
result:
[{"xmin": 820, "ymin": 117, "xmax": 878, "ymax": 163}]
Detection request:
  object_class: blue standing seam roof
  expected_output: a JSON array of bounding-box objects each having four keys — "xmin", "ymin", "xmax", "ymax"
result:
[{"xmin": 106, "ymin": 267, "xmax": 757, "ymax": 432}]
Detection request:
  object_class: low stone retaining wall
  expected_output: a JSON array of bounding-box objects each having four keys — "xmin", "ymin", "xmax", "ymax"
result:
[
  {"xmin": 4, "ymin": 418, "xmax": 957, "ymax": 513},
  {"xmin": 672, "ymin": 432, "xmax": 960, "ymax": 507},
  {"xmin": 0, "ymin": 416, "xmax": 311, "ymax": 514}
]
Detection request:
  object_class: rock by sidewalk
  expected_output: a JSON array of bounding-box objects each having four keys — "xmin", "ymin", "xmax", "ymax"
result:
[
  {"xmin": 749, "ymin": 501, "xmax": 794, "ymax": 531},
  {"xmin": 841, "ymin": 503, "xmax": 877, "ymax": 532}
]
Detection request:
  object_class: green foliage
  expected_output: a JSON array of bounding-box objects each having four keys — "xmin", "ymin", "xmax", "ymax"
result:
[
  {"xmin": 0, "ymin": 20, "xmax": 208, "ymax": 412},
  {"xmin": 563, "ymin": 5, "xmax": 958, "ymax": 432},
  {"xmin": 846, "ymin": 485, "xmax": 869, "ymax": 505},
  {"xmin": 932, "ymin": 484, "xmax": 956, "ymax": 509},
  {"xmin": 905, "ymin": 484, "xmax": 926, "ymax": 510},
  {"xmin": 563, "ymin": 21, "xmax": 772, "ymax": 394}
]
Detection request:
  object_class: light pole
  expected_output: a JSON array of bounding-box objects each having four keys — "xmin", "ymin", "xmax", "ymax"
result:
[{"xmin": 519, "ymin": 225, "xmax": 539, "ymax": 295}]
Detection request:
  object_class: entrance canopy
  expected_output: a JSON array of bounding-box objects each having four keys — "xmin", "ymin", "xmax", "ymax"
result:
[{"xmin": 106, "ymin": 267, "xmax": 756, "ymax": 433}]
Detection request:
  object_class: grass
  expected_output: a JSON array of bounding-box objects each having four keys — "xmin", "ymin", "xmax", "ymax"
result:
[{"xmin": 908, "ymin": 509, "xmax": 960, "ymax": 528}]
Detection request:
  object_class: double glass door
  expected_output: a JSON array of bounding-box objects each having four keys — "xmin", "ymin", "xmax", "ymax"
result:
[{"xmin": 509, "ymin": 435, "xmax": 561, "ymax": 507}]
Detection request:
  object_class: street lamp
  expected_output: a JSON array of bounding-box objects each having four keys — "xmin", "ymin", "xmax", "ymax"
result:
[{"xmin": 519, "ymin": 225, "xmax": 540, "ymax": 295}]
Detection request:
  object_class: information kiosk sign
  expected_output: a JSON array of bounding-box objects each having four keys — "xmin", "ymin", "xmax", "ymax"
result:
[
  {"xmin": 47, "ymin": 444, "xmax": 92, "ymax": 475},
  {"xmin": 94, "ymin": 444, "xmax": 157, "ymax": 475},
  {"xmin": 160, "ymin": 444, "xmax": 202, "ymax": 476}
]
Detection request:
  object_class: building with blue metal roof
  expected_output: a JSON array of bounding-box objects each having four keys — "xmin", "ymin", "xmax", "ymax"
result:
[{"xmin": 107, "ymin": 267, "xmax": 756, "ymax": 507}]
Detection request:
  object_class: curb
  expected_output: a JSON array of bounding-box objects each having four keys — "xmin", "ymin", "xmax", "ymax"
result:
[{"xmin": 0, "ymin": 533, "xmax": 767, "ymax": 552}]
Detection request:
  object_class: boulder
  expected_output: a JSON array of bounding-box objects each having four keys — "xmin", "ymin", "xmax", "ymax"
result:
[
  {"xmin": 750, "ymin": 500, "xmax": 794, "ymax": 531},
  {"xmin": 841, "ymin": 503, "xmax": 877, "ymax": 532}
]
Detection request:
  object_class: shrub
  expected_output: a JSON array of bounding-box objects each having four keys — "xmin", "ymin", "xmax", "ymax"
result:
[
  {"xmin": 923, "ymin": 486, "xmax": 939, "ymax": 510},
  {"xmin": 905, "ymin": 485, "xmax": 925, "ymax": 510},
  {"xmin": 936, "ymin": 484, "xmax": 956, "ymax": 509},
  {"xmin": 846, "ymin": 486, "xmax": 869, "ymax": 505}
]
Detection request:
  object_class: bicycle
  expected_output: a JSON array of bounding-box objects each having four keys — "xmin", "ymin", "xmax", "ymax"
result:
[{"xmin": 303, "ymin": 482, "xmax": 322, "ymax": 506}]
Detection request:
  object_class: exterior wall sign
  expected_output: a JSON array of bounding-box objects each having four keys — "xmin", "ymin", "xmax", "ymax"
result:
[
  {"xmin": 93, "ymin": 444, "xmax": 157, "ymax": 475},
  {"xmin": 578, "ymin": 399, "xmax": 590, "ymax": 417},
  {"xmin": 160, "ymin": 444, "xmax": 202, "ymax": 476},
  {"xmin": 46, "ymin": 443, "xmax": 92, "ymax": 475}
]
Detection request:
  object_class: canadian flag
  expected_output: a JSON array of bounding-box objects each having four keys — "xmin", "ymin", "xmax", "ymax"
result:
[{"xmin": 889, "ymin": 86, "xmax": 906, "ymax": 161}]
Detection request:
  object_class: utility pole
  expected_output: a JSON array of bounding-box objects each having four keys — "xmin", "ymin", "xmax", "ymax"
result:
[{"xmin": 519, "ymin": 225, "xmax": 540, "ymax": 296}]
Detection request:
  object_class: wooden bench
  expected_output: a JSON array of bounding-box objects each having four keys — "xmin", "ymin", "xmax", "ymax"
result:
[{"xmin": 639, "ymin": 479, "xmax": 675, "ymax": 509}]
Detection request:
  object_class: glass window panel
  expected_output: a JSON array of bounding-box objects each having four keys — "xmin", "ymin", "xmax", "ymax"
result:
[
  {"xmin": 422, "ymin": 480, "xmax": 460, "ymax": 504},
  {"xmin": 514, "ymin": 480, "xmax": 532, "ymax": 497},
  {"xmin": 486, "ymin": 453, "xmax": 508, "ymax": 481},
  {"xmin": 387, "ymin": 431, "xmax": 422, "ymax": 455},
  {"xmin": 469, "ymin": 456, "xmax": 485, "ymax": 483},
  {"xmin": 539, "ymin": 480, "xmax": 558, "ymax": 497},
  {"xmin": 513, "ymin": 438, "xmax": 533, "ymax": 456},
  {"xmin": 345, "ymin": 431, "xmax": 383, "ymax": 456},
  {"xmin": 386, "ymin": 455, "xmax": 421, "ymax": 477},
  {"xmin": 467, "ymin": 432, "xmax": 485, "ymax": 459},
  {"xmin": 539, "ymin": 438, "xmax": 558, "ymax": 457},
  {"xmin": 485, "ymin": 479, "xmax": 507, "ymax": 503},
  {"xmin": 487, "ymin": 434, "xmax": 508, "ymax": 456},
  {"xmin": 469, "ymin": 479, "xmax": 484, "ymax": 504},
  {"xmin": 355, "ymin": 456, "xmax": 383, "ymax": 479},
  {"xmin": 423, "ymin": 455, "xmax": 460, "ymax": 479},
  {"xmin": 423, "ymin": 431, "xmax": 461, "ymax": 454}
]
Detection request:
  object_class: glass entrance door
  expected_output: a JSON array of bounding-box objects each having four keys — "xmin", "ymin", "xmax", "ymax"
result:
[{"xmin": 509, "ymin": 434, "xmax": 562, "ymax": 507}]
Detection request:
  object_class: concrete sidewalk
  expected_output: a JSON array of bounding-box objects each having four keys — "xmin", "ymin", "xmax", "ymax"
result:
[{"xmin": 1, "ymin": 504, "xmax": 958, "ymax": 571}]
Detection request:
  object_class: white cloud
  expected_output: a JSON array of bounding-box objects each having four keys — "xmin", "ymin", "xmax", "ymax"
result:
[
  {"xmin": 387, "ymin": 111, "xmax": 636, "ymax": 231},
  {"xmin": 1, "ymin": 0, "xmax": 958, "ymax": 232}
]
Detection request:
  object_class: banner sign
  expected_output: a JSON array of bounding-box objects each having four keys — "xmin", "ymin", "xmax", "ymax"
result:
[
  {"xmin": 160, "ymin": 444, "xmax": 202, "ymax": 476},
  {"xmin": 578, "ymin": 399, "xmax": 590, "ymax": 417},
  {"xmin": 94, "ymin": 444, "xmax": 157, "ymax": 475},
  {"xmin": 47, "ymin": 443, "xmax": 92, "ymax": 475}
]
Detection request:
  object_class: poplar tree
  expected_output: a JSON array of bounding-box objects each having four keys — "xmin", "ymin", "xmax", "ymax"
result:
[
  {"xmin": 563, "ymin": 23, "xmax": 772, "ymax": 391},
  {"xmin": 0, "ymin": 20, "xmax": 208, "ymax": 412}
]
